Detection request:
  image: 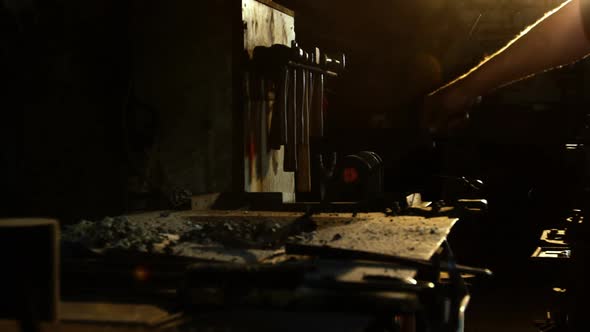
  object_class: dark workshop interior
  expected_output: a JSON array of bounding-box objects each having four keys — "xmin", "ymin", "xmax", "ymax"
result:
[{"xmin": 1, "ymin": 0, "xmax": 589, "ymax": 331}]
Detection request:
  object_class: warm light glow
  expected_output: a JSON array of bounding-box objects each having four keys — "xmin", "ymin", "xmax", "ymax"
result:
[
  {"xmin": 133, "ymin": 266, "xmax": 150, "ymax": 282},
  {"xmin": 430, "ymin": 0, "xmax": 573, "ymax": 96}
]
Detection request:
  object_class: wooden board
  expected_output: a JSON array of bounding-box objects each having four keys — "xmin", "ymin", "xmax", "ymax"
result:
[
  {"xmin": 0, "ymin": 320, "xmax": 148, "ymax": 332},
  {"xmin": 252, "ymin": 0, "xmax": 295, "ymax": 17},
  {"xmin": 243, "ymin": 0, "xmax": 296, "ymax": 57},
  {"xmin": 59, "ymin": 302, "xmax": 174, "ymax": 326},
  {"xmin": 242, "ymin": 0, "xmax": 296, "ymax": 195}
]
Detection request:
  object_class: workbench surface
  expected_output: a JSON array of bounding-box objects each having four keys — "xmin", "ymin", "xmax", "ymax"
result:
[
  {"xmin": 179, "ymin": 211, "xmax": 456, "ymax": 282},
  {"xmin": 27, "ymin": 211, "xmax": 459, "ymax": 331},
  {"xmin": 64, "ymin": 210, "xmax": 457, "ymax": 266}
]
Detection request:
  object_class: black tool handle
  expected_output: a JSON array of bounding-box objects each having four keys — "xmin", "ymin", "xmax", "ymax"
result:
[
  {"xmin": 284, "ymin": 66, "xmax": 297, "ymax": 172},
  {"xmin": 280, "ymin": 67, "xmax": 289, "ymax": 146}
]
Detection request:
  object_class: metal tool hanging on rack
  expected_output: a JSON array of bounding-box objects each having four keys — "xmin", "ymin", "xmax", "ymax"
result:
[{"xmin": 252, "ymin": 42, "xmax": 346, "ymax": 192}]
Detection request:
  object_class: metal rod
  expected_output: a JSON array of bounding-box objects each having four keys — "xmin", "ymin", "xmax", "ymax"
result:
[
  {"xmin": 288, "ymin": 61, "xmax": 339, "ymax": 77},
  {"xmin": 285, "ymin": 243, "xmax": 493, "ymax": 277}
]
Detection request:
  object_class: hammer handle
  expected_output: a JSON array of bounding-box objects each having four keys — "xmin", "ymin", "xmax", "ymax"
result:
[{"xmin": 284, "ymin": 67, "xmax": 297, "ymax": 172}]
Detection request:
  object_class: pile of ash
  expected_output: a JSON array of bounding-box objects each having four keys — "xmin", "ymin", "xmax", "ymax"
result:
[
  {"xmin": 181, "ymin": 216, "xmax": 317, "ymax": 250},
  {"xmin": 61, "ymin": 216, "xmax": 170, "ymax": 253},
  {"xmin": 62, "ymin": 213, "xmax": 320, "ymax": 254}
]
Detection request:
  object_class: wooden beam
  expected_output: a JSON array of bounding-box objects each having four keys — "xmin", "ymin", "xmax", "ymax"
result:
[{"xmin": 254, "ymin": 0, "xmax": 295, "ymax": 17}]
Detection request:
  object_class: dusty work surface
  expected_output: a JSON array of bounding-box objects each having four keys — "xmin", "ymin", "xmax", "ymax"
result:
[{"xmin": 63, "ymin": 211, "xmax": 457, "ymax": 265}]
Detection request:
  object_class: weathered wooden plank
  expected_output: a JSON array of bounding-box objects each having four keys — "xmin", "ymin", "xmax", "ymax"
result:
[
  {"xmin": 243, "ymin": 0, "xmax": 296, "ymax": 57},
  {"xmin": 0, "ymin": 320, "xmax": 149, "ymax": 332},
  {"xmin": 252, "ymin": 0, "xmax": 295, "ymax": 17},
  {"xmin": 59, "ymin": 302, "xmax": 173, "ymax": 326},
  {"xmin": 242, "ymin": 0, "xmax": 296, "ymax": 196}
]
